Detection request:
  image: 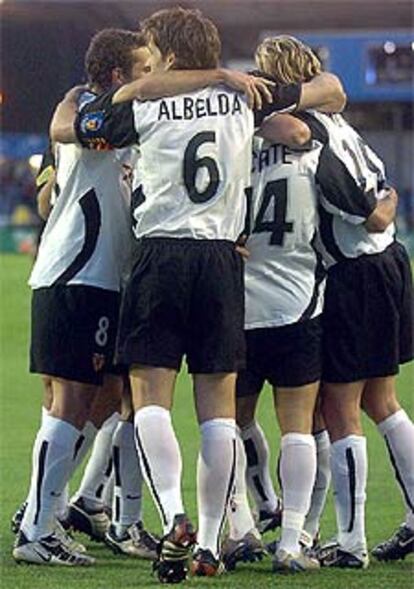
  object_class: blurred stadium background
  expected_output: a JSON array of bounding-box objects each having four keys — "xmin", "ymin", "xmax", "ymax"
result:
[{"xmin": 0, "ymin": 0, "xmax": 413, "ymax": 257}]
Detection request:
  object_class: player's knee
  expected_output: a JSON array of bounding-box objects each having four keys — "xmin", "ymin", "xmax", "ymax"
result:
[
  {"xmin": 49, "ymin": 402, "xmax": 90, "ymax": 430},
  {"xmin": 362, "ymin": 393, "xmax": 401, "ymax": 424},
  {"xmin": 321, "ymin": 394, "xmax": 361, "ymax": 439}
]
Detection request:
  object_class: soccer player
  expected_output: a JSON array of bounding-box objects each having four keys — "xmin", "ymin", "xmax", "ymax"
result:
[
  {"xmin": 52, "ymin": 9, "xmax": 347, "ymax": 583},
  {"xmin": 12, "ymin": 149, "xmax": 124, "ymax": 546},
  {"xmin": 22, "ymin": 143, "xmax": 158, "ymax": 555},
  {"xmin": 223, "ymin": 37, "xmax": 347, "ymax": 573},
  {"xmin": 256, "ymin": 36, "xmax": 414, "ymax": 569},
  {"xmin": 13, "ymin": 28, "xmax": 152, "ymax": 566}
]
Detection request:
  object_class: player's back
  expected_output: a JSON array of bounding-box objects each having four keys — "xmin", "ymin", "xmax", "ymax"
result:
[
  {"xmin": 131, "ymin": 86, "xmax": 254, "ymax": 241},
  {"xmin": 245, "ymin": 136, "xmax": 324, "ymax": 329},
  {"xmin": 30, "ymin": 139, "xmax": 134, "ymax": 292}
]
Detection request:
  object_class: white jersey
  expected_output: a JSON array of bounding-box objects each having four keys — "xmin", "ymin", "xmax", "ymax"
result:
[
  {"xmin": 299, "ymin": 111, "xmax": 395, "ymax": 267},
  {"xmin": 74, "ymin": 82, "xmax": 300, "ymax": 242},
  {"xmin": 245, "ymin": 137, "xmax": 325, "ymax": 329},
  {"xmin": 129, "ymin": 88, "xmax": 253, "ymax": 241},
  {"xmin": 30, "ymin": 93, "xmax": 137, "ymax": 291}
]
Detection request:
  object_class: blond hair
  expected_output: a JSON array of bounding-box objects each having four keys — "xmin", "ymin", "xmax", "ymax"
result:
[{"xmin": 255, "ymin": 36, "xmax": 322, "ymax": 84}]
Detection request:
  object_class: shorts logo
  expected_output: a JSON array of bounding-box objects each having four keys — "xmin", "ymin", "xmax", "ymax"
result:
[
  {"xmin": 80, "ymin": 111, "xmax": 105, "ymax": 135},
  {"xmin": 92, "ymin": 353, "xmax": 106, "ymax": 372}
]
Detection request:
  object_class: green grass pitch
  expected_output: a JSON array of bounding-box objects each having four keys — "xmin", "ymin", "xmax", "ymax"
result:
[{"xmin": 1, "ymin": 253, "xmax": 413, "ymax": 588}]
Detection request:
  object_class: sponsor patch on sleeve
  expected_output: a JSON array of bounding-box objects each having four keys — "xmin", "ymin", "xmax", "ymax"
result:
[{"xmin": 80, "ymin": 111, "xmax": 105, "ymax": 135}]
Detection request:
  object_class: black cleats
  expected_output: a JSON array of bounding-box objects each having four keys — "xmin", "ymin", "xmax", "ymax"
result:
[
  {"xmin": 372, "ymin": 524, "xmax": 414, "ymax": 562},
  {"xmin": 221, "ymin": 532, "xmax": 266, "ymax": 571},
  {"xmin": 319, "ymin": 546, "xmax": 368, "ymax": 569},
  {"xmin": 65, "ymin": 497, "xmax": 109, "ymax": 541}
]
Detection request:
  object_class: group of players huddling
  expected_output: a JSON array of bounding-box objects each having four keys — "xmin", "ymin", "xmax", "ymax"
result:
[{"xmin": 11, "ymin": 6, "xmax": 414, "ymax": 583}]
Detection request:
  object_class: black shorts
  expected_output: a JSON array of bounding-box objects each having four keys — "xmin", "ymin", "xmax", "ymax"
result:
[
  {"xmin": 322, "ymin": 241, "xmax": 414, "ymax": 383},
  {"xmin": 236, "ymin": 316, "xmax": 322, "ymax": 397},
  {"xmin": 116, "ymin": 237, "xmax": 245, "ymax": 373},
  {"xmin": 30, "ymin": 285, "xmax": 120, "ymax": 385}
]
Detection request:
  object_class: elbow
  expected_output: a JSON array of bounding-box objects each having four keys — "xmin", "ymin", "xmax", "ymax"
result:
[
  {"xmin": 114, "ymin": 80, "xmax": 146, "ymax": 103},
  {"xmin": 50, "ymin": 123, "xmax": 75, "ymax": 144},
  {"xmin": 330, "ymin": 74, "xmax": 347, "ymax": 111},
  {"xmin": 289, "ymin": 126, "xmax": 311, "ymax": 148},
  {"xmin": 333, "ymin": 87, "xmax": 347, "ymax": 113},
  {"xmin": 322, "ymin": 74, "xmax": 347, "ymax": 113},
  {"xmin": 365, "ymin": 214, "xmax": 390, "ymax": 233},
  {"xmin": 49, "ymin": 119, "xmax": 63, "ymax": 144},
  {"xmin": 49, "ymin": 124, "xmax": 60, "ymax": 144}
]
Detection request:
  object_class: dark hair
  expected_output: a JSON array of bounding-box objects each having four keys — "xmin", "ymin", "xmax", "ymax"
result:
[
  {"xmin": 142, "ymin": 7, "xmax": 221, "ymax": 70},
  {"xmin": 85, "ymin": 28, "xmax": 146, "ymax": 91}
]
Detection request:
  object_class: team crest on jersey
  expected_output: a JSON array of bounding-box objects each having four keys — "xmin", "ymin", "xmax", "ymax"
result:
[
  {"xmin": 80, "ymin": 111, "xmax": 105, "ymax": 135},
  {"xmin": 92, "ymin": 352, "xmax": 106, "ymax": 372}
]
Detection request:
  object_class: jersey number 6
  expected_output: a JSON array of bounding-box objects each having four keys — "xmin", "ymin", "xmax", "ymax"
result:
[{"xmin": 183, "ymin": 132, "xmax": 220, "ymax": 203}]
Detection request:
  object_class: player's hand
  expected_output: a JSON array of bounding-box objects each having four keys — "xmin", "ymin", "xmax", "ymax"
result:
[
  {"xmin": 236, "ymin": 234, "xmax": 250, "ymax": 260},
  {"xmin": 385, "ymin": 186, "xmax": 398, "ymax": 205},
  {"xmin": 220, "ymin": 70, "xmax": 274, "ymax": 110}
]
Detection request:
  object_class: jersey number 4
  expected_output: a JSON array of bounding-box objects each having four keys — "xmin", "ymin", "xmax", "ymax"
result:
[{"xmin": 246, "ymin": 179, "xmax": 294, "ymax": 246}]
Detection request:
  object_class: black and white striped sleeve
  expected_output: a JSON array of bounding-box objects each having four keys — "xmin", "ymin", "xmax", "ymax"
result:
[
  {"xmin": 295, "ymin": 111, "xmax": 377, "ymax": 224},
  {"xmin": 315, "ymin": 145, "xmax": 377, "ymax": 225}
]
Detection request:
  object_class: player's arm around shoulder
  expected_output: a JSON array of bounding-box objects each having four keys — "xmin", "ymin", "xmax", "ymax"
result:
[
  {"xmin": 50, "ymin": 86, "xmax": 87, "ymax": 144},
  {"xmin": 51, "ymin": 86, "xmax": 137, "ymax": 150},
  {"xmin": 299, "ymin": 73, "xmax": 347, "ymax": 114},
  {"xmin": 112, "ymin": 69, "xmax": 274, "ymax": 111}
]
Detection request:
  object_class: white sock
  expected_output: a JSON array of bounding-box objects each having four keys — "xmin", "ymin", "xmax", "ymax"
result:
[
  {"xmin": 241, "ymin": 421, "xmax": 279, "ymax": 514},
  {"xmin": 20, "ymin": 415, "xmax": 81, "ymax": 541},
  {"xmin": 331, "ymin": 435, "xmax": 367, "ymax": 554},
  {"xmin": 73, "ymin": 412, "xmax": 119, "ymax": 510},
  {"xmin": 406, "ymin": 511, "xmax": 414, "ymax": 531},
  {"xmin": 55, "ymin": 486, "xmax": 69, "ymax": 521},
  {"xmin": 197, "ymin": 418, "xmax": 236, "ymax": 558},
  {"xmin": 134, "ymin": 405, "xmax": 184, "ymax": 534},
  {"xmin": 378, "ymin": 409, "xmax": 414, "ymax": 530},
  {"xmin": 24, "ymin": 407, "xmax": 50, "ymax": 506},
  {"xmin": 227, "ymin": 429, "xmax": 258, "ymax": 541},
  {"xmin": 57, "ymin": 420, "xmax": 98, "ymax": 519},
  {"xmin": 112, "ymin": 420, "xmax": 143, "ymax": 536},
  {"xmin": 304, "ymin": 430, "xmax": 331, "ymax": 539},
  {"xmin": 102, "ymin": 469, "xmax": 114, "ymax": 511},
  {"xmin": 279, "ymin": 433, "xmax": 316, "ymax": 554}
]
